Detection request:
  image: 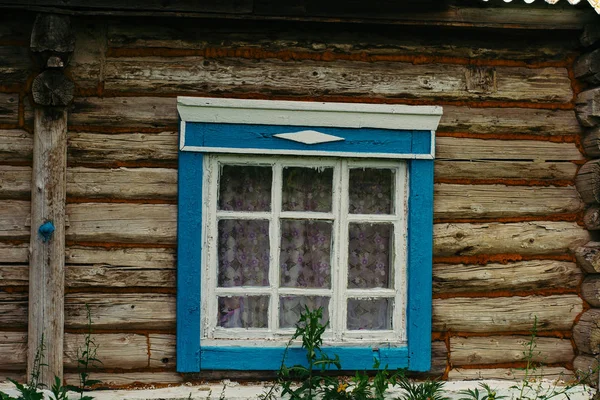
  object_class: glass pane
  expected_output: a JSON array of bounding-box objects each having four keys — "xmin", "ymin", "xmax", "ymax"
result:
[
  {"xmin": 280, "ymin": 220, "xmax": 332, "ymax": 288},
  {"xmin": 218, "ymin": 165, "xmax": 272, "ymax": 211},
  {"xmin": 348, "ymin": 223, "xmax": 393, "ymax": 289},
  {"xmin": 347, "ymin": 298, "xmax": 393, "ymax": 330},
  {"xmin": 349, "ymin": 168, "xmax": 394, "ymax": 214},
  {"xmin": 218, "ymin": 296, "xmax": 269, "ymax": 328},
  {"xmin": 279, "ymin": 296, "xmax": 330, "ymax": 328},
  {"xmin": 218, "ymin": 219, "xmax": 270, "ymax": 287},
  {"xmin": 282, "ymin": 167, "xmax": 333, "ymax": 212}
]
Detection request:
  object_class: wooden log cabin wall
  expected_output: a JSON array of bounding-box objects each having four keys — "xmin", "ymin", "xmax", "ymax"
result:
[{"xmin": 0, "ymin": 1, "xmax": 600, "ymax": 388}]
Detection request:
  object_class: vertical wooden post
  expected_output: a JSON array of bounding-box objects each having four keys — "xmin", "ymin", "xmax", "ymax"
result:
[{"xmin": 28, "ymin": 13, "xmax": 74, "ymax": 386}]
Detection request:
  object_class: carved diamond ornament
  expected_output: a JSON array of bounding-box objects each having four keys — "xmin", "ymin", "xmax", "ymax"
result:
[
  {"xmin": 274, "ymin": 130, "xmax": 345, "ymax": 145},
  {"xmin": 482, "ymin": 0, "xmax": 600, "ymax": 13}
]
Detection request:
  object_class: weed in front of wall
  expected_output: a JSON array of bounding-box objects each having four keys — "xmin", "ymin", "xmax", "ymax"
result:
[
  {"xmin": 458, "ymin": 383, "xmax": 506, "ymax": 400},
  {"xmin": 0, "ymin": 305, "xmax": 101, "ymax": 400}
]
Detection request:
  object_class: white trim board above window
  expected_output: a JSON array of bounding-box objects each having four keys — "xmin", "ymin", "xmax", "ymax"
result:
[{"xmin": 176, "ymin": 97, "xmax": 442, "ymax": 373}]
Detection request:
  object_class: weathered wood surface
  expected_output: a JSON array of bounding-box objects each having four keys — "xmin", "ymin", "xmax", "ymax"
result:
[
  {"xmin": 65, "ymin": 203, "xmax": 177, "ymax": 244},
  {"xmin": 0, "ymin": 166, "xmax": 29, "ymax": 199},
  {"xmin": 0, "ymin": 292, "xmax": 27, "ymax": 328},
  {"xmin": 67, "ymin": 131, "xmax": 178, "ymax": 166},
  {"xmin": 434, "ymin": 184, "xmax": 582, "ymax": 219},
  {"xmin": 0, "ymin": 200, "xmax": 30, "ymax": 240},
  {"xmin": 65, "ymin": 246, "xmax": 175, "ymax": 268},
  {"xmin": 432, "ymin": 294, "xmax": 582, "ymax": 333},
  {"xmin": 148, "ymin": 334, "xmax": 175, "ymax": 368},
  {"xmin": 0, "ymin": 265, "xmax": 28, "ymax": 286},
  {"xmin": 430, "ymin": 341, "xmax": 448, "ymax": 377},
  {"xmin": 67, "ymin": 167, "xmax": 177, "ymax": 200},
  {"xmin": 450, "ymin": 336, "xmax": 573, "ymax": 366},
  {"xmin": 576, "ymin": 159, "xmax": 600, "ymax": 204},
  {"xmin": 584, "ymin": 205, "xmax": 600, "ymax": 230},
  {"xmin": 65, "ymin": 293, "xmax": 175, "ymax": 329},
  {"xmin": 582, "ymin": 275, "xmax": 600, "ymax": 307},
  {"xmin": 66, "ymin": 265, "xmax": 175, "ymax": 288},
  {"xmin": 0, "ymin": 242, "xmax": 28, "ymax": 263},
  {"xmin": 0, "ymin": 93, "xmax": 19, "ymax": 125},
  {"xmin": 573, "ymin": 355, "xmax": 599, "ymax": 385},
  {"xmin": 28, "ymin": 107, "xmax": 68, "ymax": 384},
  {"xmin": 0, "ymin": 46, "xmax": 33, "ymax": 88},
  {"xmin": 576, "ymin": 87, "xmax": 600, "ymax": 128},
  {"xmin": 573, "ymin": 309, "xmax": 600, "ymax": 354},
  {"xmin": 433, "ymin": 260, "xmax": 582, "ymax": 294},
  {"xmin": 575, "ymin": 242, "xmax": 600, "ymax": 273},
  {"xmin": 433, "ymin": 221, "xmax": 589, "ymax": 257},
  {"xmin": 0, "ymin": 130, "xmax": 32, "ymax": 163},
  {"xmin": 102, "ymin": 57, "xmax": 571, "ymax": 103},
  {"xmin": 64, "ymin": 333, "xmax": 149, "ymax": 369},
  {"xmin": 0, "ymin": 332, "xmax": 26, "ymax": 370},
  {"xmin": 448, "ymin": 367, "xmax": 572, "ymax": 381},
  {"xmin": 582, "ymin": 127, "xmax": 600, "ymax": 158},
  {"xmin": 65, "ymin": 97, "xmax": 582, "ymax": 136},
  {"xmin": 574, "ymin": 48, "xmax": 600, "ymax": 85},
  {"xmin": 107, "ymin": 22, "xmax": 576, "ymax": 61},
  {"xmin": 435, "ymin": 160, "xmax": 576, "ymax": 181},
  {"xmin": 581, "ymin": 23, "xmax": 600, "ymax": 47},
  {"xmin": 63, "ymin": 371, "xmax": 183, "ymax": 387}
]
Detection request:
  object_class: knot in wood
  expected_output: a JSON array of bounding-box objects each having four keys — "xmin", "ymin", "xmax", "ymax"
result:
[{"xmin": 32, "ymin": 69, "xmax": 74, "ymax": 107}]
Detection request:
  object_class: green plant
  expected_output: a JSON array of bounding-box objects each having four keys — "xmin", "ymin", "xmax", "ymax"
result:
[
  {"xmin": 395, "ymin": 374, "xmax": 449, "ymax": 400},
  {"xmin": 458, "ymin": 383, "xmax": 506, "ymax": 400}
]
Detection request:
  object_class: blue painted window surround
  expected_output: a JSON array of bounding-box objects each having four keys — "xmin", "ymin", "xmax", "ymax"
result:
[{"xmin": 177, "ymin": 97, "xmax": 442, "ymax": 373}]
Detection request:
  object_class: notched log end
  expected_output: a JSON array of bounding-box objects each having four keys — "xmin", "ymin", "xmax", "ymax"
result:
[{"xmin": 32, "ymin": 70, "xmax": 74, "ymax": 107}]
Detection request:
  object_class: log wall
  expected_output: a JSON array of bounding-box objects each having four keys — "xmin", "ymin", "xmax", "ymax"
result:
[{"xmin": 0, "ymin": 10, "xmax": 595, "ymax": 386}]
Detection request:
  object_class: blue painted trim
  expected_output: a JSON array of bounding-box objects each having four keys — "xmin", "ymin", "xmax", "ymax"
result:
[
  {"xmin": 184, "ymin": 122, "xmax": 432, "ymax": 156},
  {"xmin": 200, "ymin": 346, "xmax": 408, "ymax": 370},
  {"xmin": 176, "ymin": 150, "xmax": 204, "ymax": 372},
  {"xmin": 406, "ymin": 159, "xmax": 434, "ymax": 372}
]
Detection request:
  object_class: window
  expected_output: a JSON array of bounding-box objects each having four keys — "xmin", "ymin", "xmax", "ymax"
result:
[{"xmin": 177, "ymin": 97, "xmax": 442, "ymax": 372}]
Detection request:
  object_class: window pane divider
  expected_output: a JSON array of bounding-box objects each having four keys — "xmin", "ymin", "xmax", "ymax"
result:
[
  {"xmin": 345, "ymin": 289, "xmax": 397, "ymax": 297},
  {"xmin": 269, "ymin": 163, "xmax": 283, "ymax": 333},
  {"xmin": 279, "ymin": 211, "xmax": 334, "ymax": 220},
  {"xmin": 215, "ymin": 211, "xmax": 271, "ymax": 219}
]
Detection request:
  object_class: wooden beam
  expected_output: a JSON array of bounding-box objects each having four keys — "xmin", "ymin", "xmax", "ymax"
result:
[
  {"xmin": 576, "ymin": 87, "xmax": 600, "ymax": 128},
  {"xmin": 575, "ymin": 159, "xmax": 600, "ymax": 204},
  {"xmin": 27, "ymin": 12, "xmax": 74, "ymax": 386},
  {"xmin": 575, "ymin": 242, "xmax": 600, "ymax": 273},
  {"xmin": 574, "ymin": 48, "xmax": 600, "ymax": 85}
]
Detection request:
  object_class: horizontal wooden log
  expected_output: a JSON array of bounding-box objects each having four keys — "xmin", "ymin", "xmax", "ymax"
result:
[
  {"xmin": 65, "ymin": 293, "xmax": 175, "ymax": 329},
  {"xmin": 0, "ymin": 200, "xmax": 29, "ymax": 240},
  {"xmin": 64, "ymin": 333, "xmax": 148, "ymax": 369},
  {"xmin": 573, "ymin": 355, "xmax": 599, "ymax": 388},
  {"xmin": 63, "ymin": 371, "xmax": 183, "ymax": 387},
  {"xmin": 581, "ymin": 23, "xmax": 600, "ymax": 47},
  {"xmin": 0, "ymin": 46, "xmax": 32, "ymax": 89},
  {"xmin": 434, "ymin": 184, "xmax": 583, "ymax": 219},
  {"xmin": 148, "ymin": 334, "xmax": 175, "ymax": 369},
  {"xmin": 66, "ymin": 265, "xmax": 175, "ymax": 288},
  {"xmin": 576, "ymin": 242, "xmax": 600, "ymax": 273},
  {"xmin": 433, "ymin": 221, "xmax": 589, "ymax": 257},
  {"xmin": 448, "ymin": 367, "xmax": 572, "ymax": 381},
  {"xmin": 0, "ymin": 94, "xmax": 19, "ymax": 126},
  {"xmin": 0, "ymin": 372, "xmax": 26, "ymax": 382},
  {"xmin": 450, "ymin": 336, "xmax": 573, "ymax": 366},
  {"xmin": 0, "ymin": 332, "xmax": 26, "ymax": 370},
  {"xmin": 584, "ymin": 205, "xmax": 600, "ymax": 230},
  {"xmin": 0, "ymin": 242, "xmax": 28, "ymax": 263},
  {"xmin": 433, "ymin": 260, "xmax": 582, "ymax": 294},
  {"xmin": 433, "ymin": 294, "xmax": 582, "ymax": 333},
  {"xmin": 102, "ymin": 57, "xmax": 572, "ymax": 103},
  {"xmin": 581, "ymin": 275, "xmax": 600, "ymax": 307},
  {"xmin": 67, "ymin": 167, "xmax": 177, "ymax": 200},
  {"xmin": 0, "ymin": 130, "xmax": 32, "ymax": 164},
  {"xmin": 574, "ymin": 48, "xmax": 600, "ymax": 85},
  {"xmin": 576, "ymin": 87, "xmax": 600, "ymax": 128},
  {"xmin": 430, "ymin": 341, "xmax": 448, "ymax": 377},
  {"xmin": 68, "ymin": 131, "xmax": 178, "ymax": 166},
  {"xmin": 65, "ymin": 246, "xmax": 175, "ymax": 268},
  {"xmin": 65, "ymin": 203, "xmax": 177, "ymax": 244},
  {"xmin": 573, "ymin": 309, "xmax": 600, "ymax": 355},
  {"xmin": 576, "ymin": 159, "xmax": 600, "ymax": 204},
  {"xmin": 107, "ymin": 22, "xmax": 576, "ymax": 62},
  {"xmin": 0, "ymin": 166, "xmax": 30, "ymax": 199},
  {"xmin": 0, "ymin": 292, "xmax": 27, "ymax": 328},
  {"xmin": 69, "ymin": 20, "xmax": 106, "ymax": 92},
  {"xmin": 435, "ymin": 160, "xmax": 576, "ymax": 181},
  {"xmin": 582, "ymin": 127, "xmax": 600, "ymax": 158},
  {"xmin": 0, "ymin": 266, "xmax": 28, "ymax": 286},
  {"xmin": 66, "ymin": 97, "xmax": 582, "ymax": 136}
]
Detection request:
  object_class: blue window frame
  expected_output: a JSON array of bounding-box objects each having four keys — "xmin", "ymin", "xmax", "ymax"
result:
[{"xmin": 176, "ymin": 97, "xmax": 442, "ymax": 373}]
